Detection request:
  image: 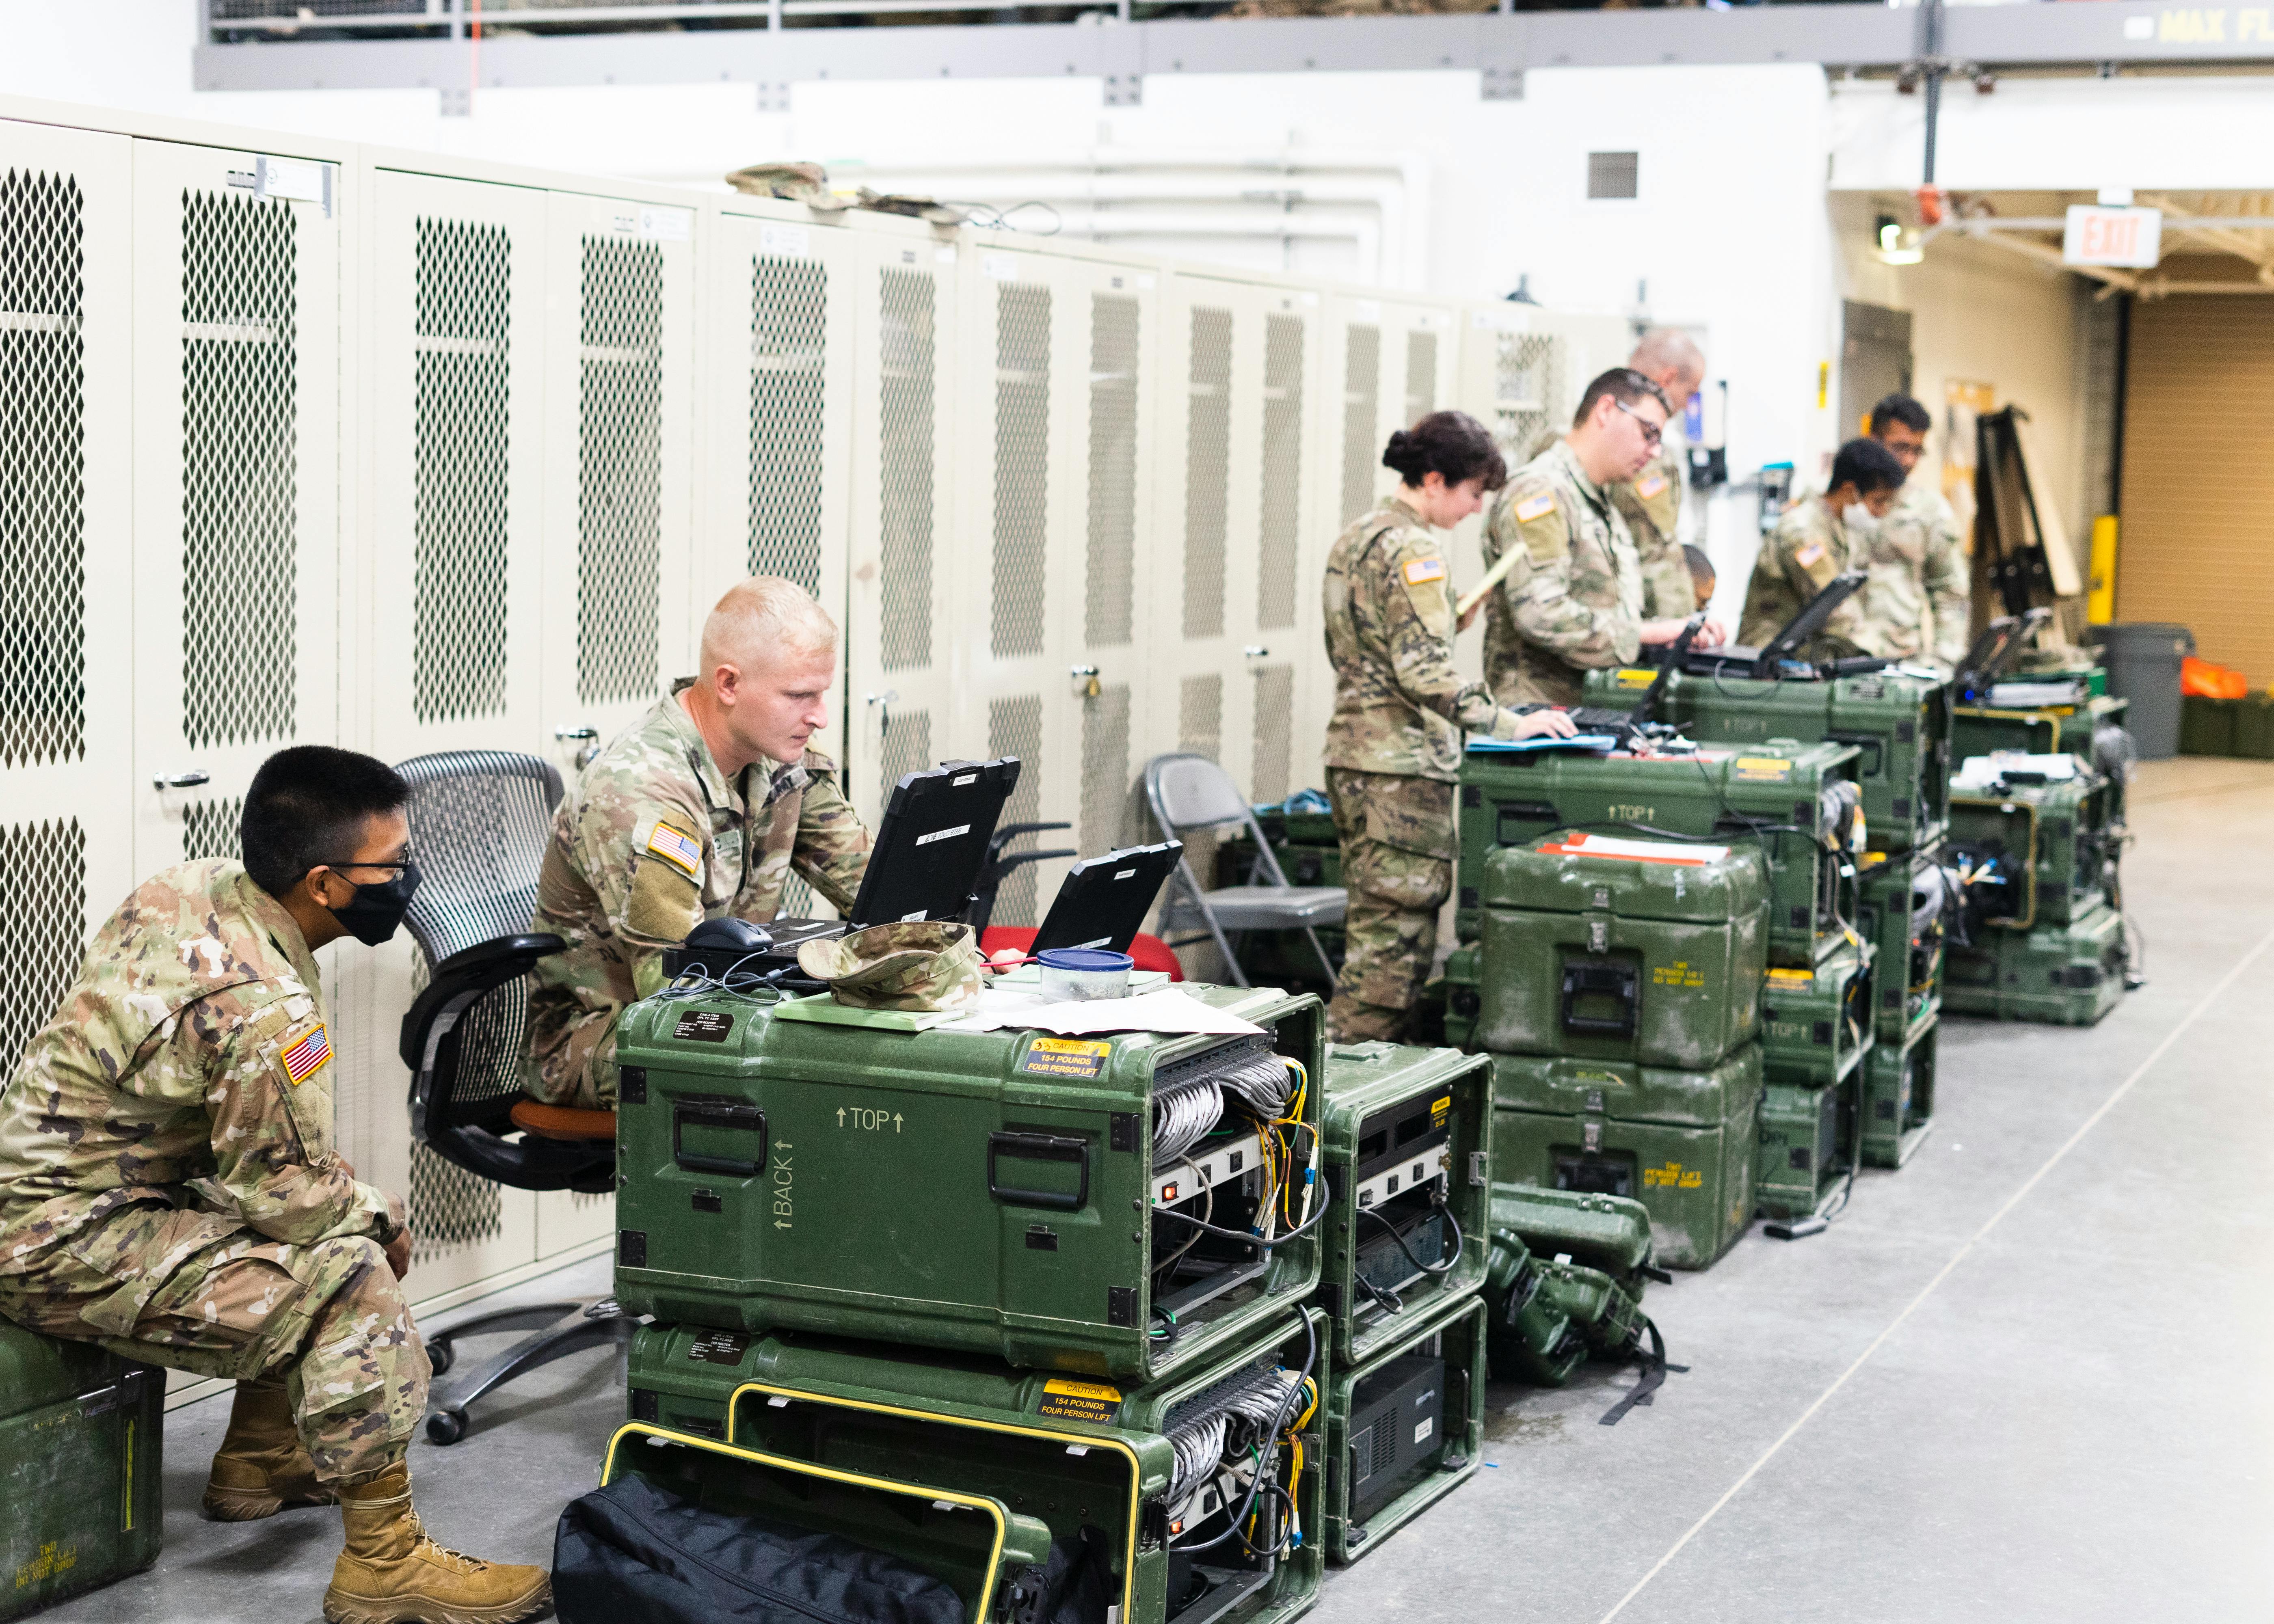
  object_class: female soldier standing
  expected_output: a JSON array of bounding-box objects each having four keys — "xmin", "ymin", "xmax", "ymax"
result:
[{"xmin": 1321, "ymin": 411, "xmax": 1576, "ymax": 1043}]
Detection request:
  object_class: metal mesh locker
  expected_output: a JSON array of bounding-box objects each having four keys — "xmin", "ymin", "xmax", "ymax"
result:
[
  {"xmin": 748, "ymin": 251, "xmax": 827, "ymax": 590},
  {"xmin": 576, "ymin": 233, "xmax": 664, "ymax": 707},
  {"xmin": 413, "ymin": 217, "xmax": 512, "ymax": 727},
  {"xmin": 1181, "ymin": 305, "xmax": 1232, "ymax": 642},
  {"xmin": 1340, "ymin": 322, "xmax": 1381, "ymax": 529},
  {"xmin": 1085, "ymin": 292, "xmax": 1140, "ymax": 651},
  {"xmin": 1257, "ymin": 313, "xmax": 1305, "ymax": 633}
]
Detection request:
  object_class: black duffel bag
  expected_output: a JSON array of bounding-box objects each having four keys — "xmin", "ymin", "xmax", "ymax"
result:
[{"xmin": 554, "ymin": 1473, "xmax": 969, "ymax": 1624}]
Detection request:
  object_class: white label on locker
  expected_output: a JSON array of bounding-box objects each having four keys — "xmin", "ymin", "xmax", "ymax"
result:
[
  {"xmin": 1351, "ymin": 298, "xmax": 1381, "ymax": 321},
  {"xmin": 640, "ymin": 208, "xmax": 692, "ymax": 242},
  {"xmin": 607, "ymin": 211, "xmax": 640, "ymax": 235},
  {"xmin": 983, "ymin": 253, "xmax": 1019, "ymax": 281},
  {"xmin": 761, "ymin": 224, "xmax": 813, "ymax": 258}
]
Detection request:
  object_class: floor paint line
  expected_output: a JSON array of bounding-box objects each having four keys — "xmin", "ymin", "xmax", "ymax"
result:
[{"xmin": 1595, "ymin": 916, "xmax": 2274, "ymax": 1624}]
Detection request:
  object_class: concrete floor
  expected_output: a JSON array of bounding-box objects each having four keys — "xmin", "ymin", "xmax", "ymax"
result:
[{"xmin": 51, "ymin": 756, "xmax": 2274, "ymax": 1623}]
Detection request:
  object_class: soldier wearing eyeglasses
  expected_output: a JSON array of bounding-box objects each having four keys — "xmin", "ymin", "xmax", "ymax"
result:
[{"xmin": 1481, "ymin": 368, "xmax": 1729, "ymax": 708}]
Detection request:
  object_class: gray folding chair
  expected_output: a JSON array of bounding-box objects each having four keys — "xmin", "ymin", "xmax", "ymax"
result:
[{"xmin": 1143, "ymin": 753, "xmax": 1345, "ymax": 987}]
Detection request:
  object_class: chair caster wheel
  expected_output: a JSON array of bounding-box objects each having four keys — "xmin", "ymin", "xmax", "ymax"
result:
[
  {"xmin": 428, "ymin": 1342, "xmax": 455, "ymax": 1376},
  {"xmin": 426, "ymin": 1409, "xmax": 469, "ymax": 1445}
]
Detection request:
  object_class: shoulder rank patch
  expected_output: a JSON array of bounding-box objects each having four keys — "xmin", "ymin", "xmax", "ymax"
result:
[
  {"xmin": 1794, "ymin": 542, "xmax": 1827, "ymax": 569},
  {"xmin": 281, "ymin": 1021, "xmax": 332, "ymax": 1086},
  {"xmin": 646, "ymin": 823, "xmax": 703, "ymax": 879},
  {"xmin": 1636, "ymin": 473, "xmax": 1669, "ymax": 500},
  {"xmin": 1402, "ymin": 555, "xmax": 1448, "ymax": 585},
  {"xmin": 1515, "ymin": 493, "xmax": 1556, "ymax": 524}
]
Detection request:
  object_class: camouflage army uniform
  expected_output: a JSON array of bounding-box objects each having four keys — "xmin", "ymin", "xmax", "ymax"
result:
[
  {"xmin": 1323, "ymin": 498, "xmax": 1536, "ymax": 1043},
  {"xmin": 1482, "ymin": 439, "xmax": 1647, "ymax": 706},
  {"xmin": 0, "ymin": 862, "xmax": 421, "ymax": 1485},
  {"xmin": 1851, "ymin": 477, "xmax": 1969, "ymax": 669},
  {"xmin": 1609, "ymin": 436, "xmax": 1697, "ymax": 620},
  {"xmin": 1737, "ymin": 491, "xmax": 1876, "ymax": 660},
  {"xmin": 529, "ymin": 682, "xmax": 872, "ymax": 1108}
]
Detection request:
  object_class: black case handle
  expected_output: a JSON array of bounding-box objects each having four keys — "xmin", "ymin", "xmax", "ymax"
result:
[
  {"xmin": 673, "ymin": 1099, "xmax": 767, "ymax": 1178},
  {"xmin": 988, "ymin": 1132, "xmax": 1091, "ymax": 1212},
  {"xmin": 1560, "ymin": 959, "xmax": 1639, "ymax": 1039}
]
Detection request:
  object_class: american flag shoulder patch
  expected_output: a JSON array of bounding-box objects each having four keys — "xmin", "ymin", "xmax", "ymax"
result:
[
  {"xmin": 1636, "ymin": 472, "xmax": 1669, "ymax": 500},
  {"xmin": 1515, "ymin": 493, "xmax": 1556, "ymax": 524},
  {"xmin": 1402, "ymin": 555, "xmax": 1448, "ymax": 585},
  {"xmin": 1794, "ymin": 542, "xmax": 1827, "ymax": 569},
  {"xmin": 646, "ymin": 823, "xmax": 703, "ymax": 879},
  {"xmin": 280, "ymin": 1021, "xmax": 332, "ymax": 1086}
]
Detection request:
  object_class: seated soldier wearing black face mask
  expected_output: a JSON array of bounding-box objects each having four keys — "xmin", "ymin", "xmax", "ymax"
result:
[{"xmin": 0, "ymin": 745, "xmax": 550, "ymax": 1624}]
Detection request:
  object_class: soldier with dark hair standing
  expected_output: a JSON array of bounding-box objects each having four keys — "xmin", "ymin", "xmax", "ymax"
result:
[
  {"xmin": 1738, "ymin": 436, "xmax": 1910, "ymax": 661},
  {"xmin": 1856, "ymin": 392, "xmax": 1970, "ymax": 670},
  {"xmin": 0, "ymin": 746, "xmax": 549, "ymax": 1624},
  {"xmin": 1321, "ymin": 410, "xmax": 1577, "ymax": 1043}
]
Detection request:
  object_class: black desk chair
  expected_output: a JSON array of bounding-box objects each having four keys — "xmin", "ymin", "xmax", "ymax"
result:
[{"xmin": 395, "ymin": 749, "xmax": 629, "ymax": 1445}]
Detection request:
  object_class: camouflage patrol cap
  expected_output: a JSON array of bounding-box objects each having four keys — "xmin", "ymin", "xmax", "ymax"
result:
[{"xmin": 798, "ymin": 920, "xmax": 985, "ymax": 1012}]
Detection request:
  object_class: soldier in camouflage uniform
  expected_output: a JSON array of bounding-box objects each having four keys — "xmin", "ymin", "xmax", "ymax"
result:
[
  {"xmin": 1854, "ymin": 393, "xmax": 1971, "ymax": 669},
  {"xmin": 530, "ymin": 577, "xmax": 872, "ymax": 1108},
  {"xmin": 0, "ymin": 746, "xmax": 549, "ymax": 1624},
  {"xmin": 1324, "ymin": 412, "xmax": 1576, "ymax": 1043},
  {"xmin": 1738, "ymin": 436, "xmax": 1909, "ymax": 660},
  {"xmin": 1483, "ymin": 369, "xmax": 1728, "ymax": 707},
  {"xmin": 1608, "ymin": 329, "xmax": 1708, "ymax": 623}
]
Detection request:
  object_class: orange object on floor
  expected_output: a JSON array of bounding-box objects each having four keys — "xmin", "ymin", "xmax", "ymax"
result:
[
  {"xmin": 979, "ymin": 927, "xmax": 1183, "ymax": 980},
  {"xmin": 2182, "ymin": 656, "xmax": 2249, "ymax": 699}
]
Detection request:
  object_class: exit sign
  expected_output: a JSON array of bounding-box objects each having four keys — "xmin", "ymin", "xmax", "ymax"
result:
[{"xmin": 2064, "ymin": 205, "xmax": 2163, "ymax": 268}]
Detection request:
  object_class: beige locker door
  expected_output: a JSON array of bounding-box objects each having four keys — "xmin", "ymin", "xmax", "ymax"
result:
[
  {"xmin": 533, "ymin": 190, "xmax": 694, "ymax": 1258},
  {"xmin": 0, "ymin": 122, "xmax": 137, "ymax": 1077},
  {"xmin": 130, "ymin": 138, "xmax": 342, "ymax": 875},
  {"xmin": 1156, "ymin": 274, "xmax": 1241, "ymax": 801},
  {"xmin": 1243, "ymin": 284, "xmax": 1317, "ymax": 811},
  {"xmin": 357, "ymin": 167, "xmax": 554, "ymax": 1292},
  {"xmin": 953, "ymin": 247, "xmax": 1165, "ymax": 931},
  {"xmin": 846, "ymin": 232, "xmax": 963, "ymax": 829},
  {"xmin": 704, "ymin": 207, "xmax": 859, "ymax": 917},
  {"xmin": 537, "ymin": 191, "xmax": 696, "ymax": 791},
  {"xmin": 1069, "ymin": 264, "xmax": 1162, "ymax": 863}
]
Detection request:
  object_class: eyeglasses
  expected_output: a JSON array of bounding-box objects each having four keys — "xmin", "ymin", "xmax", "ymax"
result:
[
  {"xmin": 1612, "ymin": 397, "xmax": 1665, "ymax": 449},
  {"xmin": 319, "ymin": 853, "xmax": 414, "ymax": 877}
]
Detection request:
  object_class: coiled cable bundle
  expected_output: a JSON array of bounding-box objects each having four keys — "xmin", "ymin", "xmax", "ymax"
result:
[
  {"xmin": 1163, "ymin": 1365, "xmax": 1302, "ymax": 1512},
  {"xmin": 1151, "ymin": 1045, "xmax": 1296, "ymax": 1165}
]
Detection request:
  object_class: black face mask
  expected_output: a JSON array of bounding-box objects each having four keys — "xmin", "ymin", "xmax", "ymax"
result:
[{"xmin": 329, "ymin": 864, "xmax": 423, "ymax": 947}]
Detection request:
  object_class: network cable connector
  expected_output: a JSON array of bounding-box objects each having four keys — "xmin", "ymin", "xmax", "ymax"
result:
[
  {"xmin": 623, "ymin": 1309, "xmax": 1329, "ymax": 1624},
  {"xmin": 612, "ymin": 983, "xmax": 1325, "ymax": 1381}
]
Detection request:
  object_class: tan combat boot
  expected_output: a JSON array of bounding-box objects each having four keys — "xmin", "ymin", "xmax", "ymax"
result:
[
  {"xmin": 322, "ymin": 1459, "xmax": 553, "ymax": 1624},
  {"xmin": 203, "ymin": 1377, "xmax": 340, "ymax": 1522}
]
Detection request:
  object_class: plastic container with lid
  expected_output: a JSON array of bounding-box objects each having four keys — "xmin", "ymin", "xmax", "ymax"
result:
[{"xmin": 1036, "ymin": 947, "xmax": 1134, "ymax": 1001}]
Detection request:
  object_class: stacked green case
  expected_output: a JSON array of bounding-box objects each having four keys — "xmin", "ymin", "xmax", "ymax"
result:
[
  {"xmin": 1455, "ymin": 738, "xmax": 1866, "ymax": 966},
  {"xmin": 1488, "ymin": 1048, "xmax": 1760, "ymax": 1270},
  {"xmin": 1321, "ymin": 1294, "xmax": 1485, "ymax": 1564},
  {"xmin": 1468, "ymin": 834, "xmax": 1767, "ymax": 1267},
  {"xmin": 1943, "ymin": 902, "xmax": 2128, "ymax": 1026},
  {"xmin": 1580, "ymin": 664, "xmax": 1952, "ymax": 852},
  {"xmin": 607, "ymin": 983, "xmax": 1343, "ymax": 1623},
  {"xmin": 0, "ymin": 1324, "xmax": 164, "ymax": 1623},
  {"xmin": 1481, "ymin": 1188, "xmax": 1655, "ymax": 1387},
  {"xmin": 1314, "ymin": 1042, "xmax": 1491, "ymax": 1365},
  {"xmin": 1857, "ymin": 844, "xmax": 1949, "ymax": 1047},
  {"xmin": 623, "ymin": 1308, "xmax": 1327, "ymax": 1624},
  {"xmin": 613, "ymin": 985, "xmax": 1325, "ymax": 1381},
  {"xmin": 1862, "ymin": 1017, "xmax": 1937, "ymax": 1168}
]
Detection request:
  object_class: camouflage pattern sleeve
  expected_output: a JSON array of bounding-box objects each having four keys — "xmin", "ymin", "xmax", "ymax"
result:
[
  {"xmin": 193, "ymin": 992, "xmax": 402, "ymax": 1248},
  {"xmin": 568, "ymin": 776, "xmax": 712, "ymax": 1002},
  {"xmin": 1490, "ymin": 479, "xmax": 1642, "ymax": 668},
  {"xmin": 1921, "ymin": 501, "xmax": 1971, "ymax": 667},
  {"xmin": 789, "ymin": 756, "xmax": 872, "ymax": 914},
  {"xmin": 1376, "ymin": 530, "xmax": 1504, "ymax": 736}
]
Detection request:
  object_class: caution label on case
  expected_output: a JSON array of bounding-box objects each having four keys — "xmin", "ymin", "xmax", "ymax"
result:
[
  {"xmin": 1019, "ymin": 1037, "xmax": 1114, "ymax": 1079},
  {"xmin": 1037, "ymin": 1379, "xmax": 1123, "ymax": 1423}
]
